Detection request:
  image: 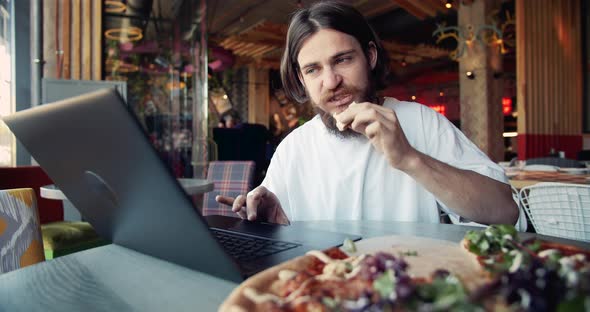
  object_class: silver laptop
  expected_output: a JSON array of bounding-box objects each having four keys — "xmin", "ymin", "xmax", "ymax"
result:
[{"xmin": 3, "ymin": 88, "xmax": 360, "ymax": 282}]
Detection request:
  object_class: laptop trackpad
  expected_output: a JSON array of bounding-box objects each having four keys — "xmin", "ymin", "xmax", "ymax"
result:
[
  {"xmin": 205, "ymin": 215, "xmax": 360, "ymax": 248},
  {"xmin": 229, "ymin": 220, "xmax": 283, "ymax": 237}
]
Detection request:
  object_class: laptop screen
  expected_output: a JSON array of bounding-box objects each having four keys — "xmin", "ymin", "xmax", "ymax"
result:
[{"xmin": 3, "ymin": 89, "xmax": 244, "ymax": 281}]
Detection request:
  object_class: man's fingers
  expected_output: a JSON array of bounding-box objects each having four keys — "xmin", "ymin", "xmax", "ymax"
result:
[
  {"xmin": 217, "ymin": 194, "xmax": 247, "ymax": 218},
  {"xmin": 230, "ymin": 195, "xmax": 247, "ymax": 219},
  {"xmin": 333, "ymin": 109, "xmax": 355, "ymax": 130},
  {"xmin": 335, "ymin": 119, "xmax": 349, "ymax": 131},
  {"xmin": 334, "ymin": 102, "xmax": 394, "ymax": 132},
  {"xmin": 365, "ymin": 121, "xmax": 383, "ymax": 141},
  {"xmin": 333, "ymin": 101, "xmax": 360, "ymax": 131},
  {"xmin": 236, "ymin": 209, "xmax": 247, "ymax": 219},
  {"xmin": 215, "ymin": 195, "xmax": 235, "ymax": 206},
  {"xmin": 246, "ymin": 190, "xmax": 264, "ymax": 221},
  {"xmin": 333, "ymin": 112, "xmax": 349, "ymax": 131},
  {"xmin": 231, "ymin": 195, "xmax": 246, "ymax": 211},
  {"xmin": 350, "ymin": 108, "xmax": 391, "ymax": 135}
]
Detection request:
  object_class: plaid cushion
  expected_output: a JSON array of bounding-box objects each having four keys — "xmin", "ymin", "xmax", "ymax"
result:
[{"xmin": 202, "ymin": 161, "xmax": 255, "ymax": 217}]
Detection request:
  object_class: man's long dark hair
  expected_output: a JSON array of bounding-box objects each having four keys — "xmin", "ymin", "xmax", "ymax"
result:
[{"xmin": 280, "ymin": 1, "xmax": 390, "ymax": 104}]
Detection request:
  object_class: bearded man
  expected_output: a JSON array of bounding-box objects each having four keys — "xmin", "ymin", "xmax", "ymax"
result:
[{"xmin": 217, "ymin": 1, "xmax": 523, "ymax": 229}]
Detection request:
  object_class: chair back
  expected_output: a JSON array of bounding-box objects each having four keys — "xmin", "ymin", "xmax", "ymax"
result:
[
  {"xmin": 0, "ymin": 166, "xmax": 64, "ymax": 223},
  {"xmin": 525, "ymin": 157, "xmax": 582, "ymax": 168},
  {"xmin": 213, "ymin": 124, "xmax": 269, "ymax": 185},
  {"xmin": 202, "ymin": 161, "xmax": 255, "ymax": 217},
  {"xmin": 511, "ymin": 185, "xmax": 528, "ymax": 232},
  {"xmin": 520, "ymin": 182, "xmax": 590, "ymax": 242},
  {"xmin": 0, "ymin": 188, "xmax": 45, "ymax": 273}
]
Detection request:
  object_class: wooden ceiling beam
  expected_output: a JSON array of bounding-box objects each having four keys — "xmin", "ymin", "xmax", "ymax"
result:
[
  {"xmin": 253, "ymin": 21, "xmax": 288, "ymax": 36},
  {"xmin": 403, "ymin": 0, "xmax": 438, "ymax": 17},
  {"xmin": 392, "ymin": 0, "xmax": 427, "ymax": 20},
  {"xmin": 229, "ymin": 42, "xmax": 250, "ymax": 52},
  {"xmin": 363, "ymin": 1, "xmax": 399, "ymax": 17},
  {"xmin": 245, "ymin": 31, "xmax": 285, "ymax": 42},
  {"xmin": 234, "ymin": 55, "xmax": 280, "ymax": 69},
  {"xmin": 257, "ymin": 46, "xmax": 280, "ymax": 57},
  {"xmin": 234, "ymin": 34, "xmax": 284, "ymax": 46},
  {"xmin": 233, "ymin": 43, "xmax": 257, "ymax": 55},
  {"xmin": 421, "ymin": 0, "xmax": 447, "ymax": 14},
  {"xmin": 243, "ymin": 45, "xmax": 270, "ymax": 57},
  {"xmin": 214, "ymin": 0, "xmax": 270, "ymax": 36},
  {"xmin": 244, "ymin": 46, "xmax": 269, "ymax": 57},
  {"xmin": 220, "ymin": 36, "xmax": 283, "ymax": 48}
]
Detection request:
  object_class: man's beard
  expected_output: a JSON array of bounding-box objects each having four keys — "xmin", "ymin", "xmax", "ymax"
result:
[{"xmin": 313, "ymin": 83, "xmax": 378, "ymax": 139}]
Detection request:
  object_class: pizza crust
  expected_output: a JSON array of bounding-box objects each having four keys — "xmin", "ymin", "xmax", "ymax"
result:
[
  {"xmin": 459, "ymin": 238, "xmax": 492, "ymax": 277},
  {"xmin": 219, "ymin": 255, "xmax": 313, "ymax": 312}
]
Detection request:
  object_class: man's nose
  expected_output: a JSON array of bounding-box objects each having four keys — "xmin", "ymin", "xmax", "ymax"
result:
[{"xmin": 322, "ymin": 67, "xmax": 342, "ymax": 90}]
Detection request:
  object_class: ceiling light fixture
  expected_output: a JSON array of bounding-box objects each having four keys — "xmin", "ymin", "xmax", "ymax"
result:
[
  {"xmin": 104, "ymin": 27, "xmax": 143, "ymax": 42},
  {"xmin": 105, "ymin": 0, "xmax": 126, "ymax": 13},
  {"xmin": 445, "ymin": 0, "xmax": 453, "ymax": 9},
  {"xmin": 466, "ymin": 71, "xmax": 475, "ymax": 80}
]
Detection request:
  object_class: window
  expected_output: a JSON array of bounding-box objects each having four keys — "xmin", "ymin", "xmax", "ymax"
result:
[{"xmin": 0, "ymin": 2, "xmax": 12, "ymax": 166}]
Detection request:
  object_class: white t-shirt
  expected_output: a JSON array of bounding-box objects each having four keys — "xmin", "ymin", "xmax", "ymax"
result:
[{"xmin": 262, "ymin": 98, "xmax": 517, "ymax": 226}]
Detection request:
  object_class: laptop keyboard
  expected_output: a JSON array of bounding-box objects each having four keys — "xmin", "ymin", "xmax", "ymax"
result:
[{"xmin": 211, "ymin": 229, "xmax": 300, "ymax": 262}]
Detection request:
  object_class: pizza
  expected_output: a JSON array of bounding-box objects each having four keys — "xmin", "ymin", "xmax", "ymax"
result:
[
  {"xmin": 461, "ymin": 225, "xmax": 590, "ymax": 311},
  {"xmin": 220, "ymin": 226, "xmax": 589, "ymax": 312}
]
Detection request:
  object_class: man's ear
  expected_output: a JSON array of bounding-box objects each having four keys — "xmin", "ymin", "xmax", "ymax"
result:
[{"xmin": 368, "ymin": 41, "xmax": 378, "ymax": 70}]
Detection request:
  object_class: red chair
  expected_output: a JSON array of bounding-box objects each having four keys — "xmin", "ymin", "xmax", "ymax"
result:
[{"xmin": 0, "ymin": 166, "xmax": 63, "ymax": 224}]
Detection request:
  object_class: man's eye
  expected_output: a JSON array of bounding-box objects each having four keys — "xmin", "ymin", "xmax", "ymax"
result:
[
  {"xmin": 336, "ymin": 56, "xmax": 352, "ymax": 64},
  {"xmin": 305, "ymin": 68, "xmax": 317, "ymax": 75}
]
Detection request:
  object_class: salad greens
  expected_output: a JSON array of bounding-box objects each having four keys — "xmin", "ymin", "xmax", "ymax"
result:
[
  {"xmin": 342, "ymin": 238, "xmax": 357, "ymax": 253},
  {"xmin": 464, "ymin": 224, "xmax": 518, "ymax": 256}
]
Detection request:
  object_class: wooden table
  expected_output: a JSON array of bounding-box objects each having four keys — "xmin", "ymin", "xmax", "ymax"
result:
[
  {"xmin": 509, "ymin": 170, "xmax": 590, "ymax": 189},
  {"xmin": 0, "ymin": 221, "xmax": 587, "ymax": 311}
]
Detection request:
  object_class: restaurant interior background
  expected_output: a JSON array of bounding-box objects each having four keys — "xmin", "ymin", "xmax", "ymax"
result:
[{"xmin": 0, "ymin": 0, "xmax": 588, "ymax": 181}]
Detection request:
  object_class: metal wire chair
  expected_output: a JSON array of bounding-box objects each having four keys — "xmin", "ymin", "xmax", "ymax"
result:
[{"xmin": 520, "ymin": 182, "xmax": 590, "ymax": 242}]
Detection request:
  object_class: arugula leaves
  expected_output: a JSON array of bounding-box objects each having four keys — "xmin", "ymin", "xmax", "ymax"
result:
[
  {"xmin": 342, "ymin": 238, "xmax": 357, "ymax": 253},
  {"xmin": 465, "ymin": 224, "xmax": 518, "ymax": 256},
  {"xmin": 411, "ymin": 275, "xmax": 483, "ymax": 312}
]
